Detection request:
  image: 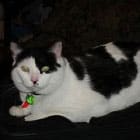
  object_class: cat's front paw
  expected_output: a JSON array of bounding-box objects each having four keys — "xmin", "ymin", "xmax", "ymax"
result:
[
  {"xmin": 24, "ymin": 113, "xmax": 47, "ymax": 121},
  {"xmin": 9, "ymin": 106, "xmax": 25, "ymax": 117},
  {"xmin": 24, "ymin": 115, "xmax": 35, "ymax": 121}
]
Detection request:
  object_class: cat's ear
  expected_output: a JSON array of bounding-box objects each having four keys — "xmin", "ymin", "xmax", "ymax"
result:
[
  {"xmin": 10, "ymin": 42, "xmax": 22, "ymax": 65},
  {"xmin": 51, "ymin": 41, "xmax": 62, "ymax": 58}
]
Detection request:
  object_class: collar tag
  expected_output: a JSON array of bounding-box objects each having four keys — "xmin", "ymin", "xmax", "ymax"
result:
[{"xmin": 21, "ymin": 95, "xmax": 35, "ymax": 108}]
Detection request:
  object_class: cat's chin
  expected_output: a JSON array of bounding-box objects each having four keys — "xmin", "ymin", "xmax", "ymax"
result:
[
  {"xmin": 18, "ymin": 88, "xmax": 42, "ymax": 95},
  {"xmin": 31, "ymin": 88, "xmax": 42, "ymax": 93},
  {"xmin": 20, "ymin": 83, "xmax": 42, "ymax": 92}
]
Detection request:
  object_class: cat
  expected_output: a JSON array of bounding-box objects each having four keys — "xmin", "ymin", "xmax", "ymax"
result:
[{"xmin": 9, "ymin": 41, "xmax": 140, "ymax": 122}]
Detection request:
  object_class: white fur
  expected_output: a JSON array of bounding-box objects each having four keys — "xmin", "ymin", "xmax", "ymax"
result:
[
  {"xmin": 109, "ymin": 51, "xmax": 140, "ymax": 111},
  {"xmin": 105, "ymin": 42, "xmax": 128, "ymax": 61},
  {"xmin": 9, "ymin": 42, "xmax": 140, "ymax": 123}
]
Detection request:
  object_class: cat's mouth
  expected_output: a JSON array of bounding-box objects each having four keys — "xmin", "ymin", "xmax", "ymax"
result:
[
  {"xmin": 30, "ymin": 85, "xmax": 42, "ymax": 91},
  {"xmin": 30, "ymin": 86, "xmax": 46, "ymax": 95},
  {"xmin": 17, "ymin": 82, "xmax": 46, "ymax": 95}
]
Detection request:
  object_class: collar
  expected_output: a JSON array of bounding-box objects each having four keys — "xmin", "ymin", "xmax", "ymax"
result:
[
  {"xmin": 21, "ymin": 95, "xmax": 35, "ymax": 108},
  {"xmin": 32, "ymin": 92, "xmax": 41, "ymax": 96}
]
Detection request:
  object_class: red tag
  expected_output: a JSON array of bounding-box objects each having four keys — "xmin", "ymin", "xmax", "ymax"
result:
[{"xmin": 21, "ymin": 101, "xmax": 29, "ymax": 108}]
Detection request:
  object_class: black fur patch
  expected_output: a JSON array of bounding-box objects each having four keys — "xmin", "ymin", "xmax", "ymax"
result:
[
  {"xmin": 67, "ymin": 57, "xmax": 85, "ymax": 80},
  {"xmin": 81, "ymin": 45, "xmax": 138, "ymax": 97},
  {"xmin": 14, "ymin": 47, "xmax": 61, "ymax": 73}
]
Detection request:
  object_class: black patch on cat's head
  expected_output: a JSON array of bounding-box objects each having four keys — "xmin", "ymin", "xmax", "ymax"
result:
[{"xmin": 14, "ymin": 47, "xmax": 61, "ymax": 73}]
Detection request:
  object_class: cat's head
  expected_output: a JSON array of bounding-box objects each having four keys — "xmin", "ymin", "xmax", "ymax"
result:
[{"xmin": 10, "ymin": 41, "xmax": 65, "ymax": 95}]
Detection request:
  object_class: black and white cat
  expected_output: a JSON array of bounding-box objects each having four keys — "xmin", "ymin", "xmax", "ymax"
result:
[{"xmin": 9, "ymin": 41, "xmax": 140, "ymax": 122}]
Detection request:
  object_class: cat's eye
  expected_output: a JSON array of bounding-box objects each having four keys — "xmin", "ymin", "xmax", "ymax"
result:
[
  {"xmin": 21, "ymin": 65, "xmax": 30, "ymax": 72},
  {"xmin": 41, "ymin": 66, "xmax": 50, "ymax": 73}
]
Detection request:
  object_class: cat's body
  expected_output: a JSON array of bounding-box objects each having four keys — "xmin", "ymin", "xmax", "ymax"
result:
[{"xmin": 9, "ymin": 41, "xmax": 140, "ymax": 122}]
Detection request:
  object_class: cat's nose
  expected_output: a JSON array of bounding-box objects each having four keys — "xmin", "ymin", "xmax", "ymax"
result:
[
  {"xmin": 32, "ymin": 80, "xmax": 38, "ymax": 85},
  {"xmin": 31, "ymin": 76, "xmax": 39, "ymax": 85}
]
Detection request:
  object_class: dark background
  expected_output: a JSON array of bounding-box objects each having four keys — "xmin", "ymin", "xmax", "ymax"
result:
[{"xmin": 5, "ymin": 0, "xmax": 140, "ymax": 51}]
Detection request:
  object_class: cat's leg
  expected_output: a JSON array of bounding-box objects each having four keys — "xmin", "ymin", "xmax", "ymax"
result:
[
  {"xmin": 24, "ymin": 113, "xmax": 47, "ymax": 121},
  {"xmin": 9, "ymin": 92, "xmax": 31, "ymax": 117},
  {"xmin": 24, "ymin": 111, "xmax": 72, "ymax": 122},
  {"xmin": 9, "ymin": 105, "xmax": 31, "ymax": 117}
]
